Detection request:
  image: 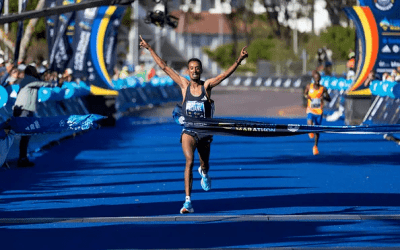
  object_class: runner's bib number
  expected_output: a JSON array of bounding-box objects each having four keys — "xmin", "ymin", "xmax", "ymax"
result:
[{"xmin": 310, "ymin": 98, "xmax": 321, "ymax": 109}]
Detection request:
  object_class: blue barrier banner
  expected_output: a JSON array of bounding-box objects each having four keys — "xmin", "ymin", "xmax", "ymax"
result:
[
  {"xmin": 0, "ymin": 85, "xmax": 8, "ymax": 108},
  {"xmin": 69, "ymin": 2, "xmax": 99, "ymax": 80},
  {"xmin": 89, "ymin": 5, "xmax": 126, "ymax": 89},
  {"xmin": 184, "ymin": 117, "xmax": 400, "ymax": 137},
  {"xmin": 14, "ymin": 0, "xmax": 28, "ymax": 64},
  {"xmin": 5, "ymin": 114, "xmax": 105, "ymax": 135},
  {"xmin": 48, "ymin": 0, "xmax": 74, "ymax": 72},
  {"xmin": 363, "ymin": 96, "xmax": 400, "ymax": 125}
]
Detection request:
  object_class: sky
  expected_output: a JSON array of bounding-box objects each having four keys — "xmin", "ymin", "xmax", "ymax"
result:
[{"xmin": 254, "ymin": 0, "xmax": 331, "ymax": 34}]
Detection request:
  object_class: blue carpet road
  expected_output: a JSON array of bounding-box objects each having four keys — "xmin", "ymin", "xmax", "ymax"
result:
[{"xmin": 0, "ymin": 116, "xmax": 400, "ymax": 249}]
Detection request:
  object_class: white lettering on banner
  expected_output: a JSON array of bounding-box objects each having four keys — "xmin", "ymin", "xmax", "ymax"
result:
[
  {"xmin": 236, "ymin": 127, "xmax": 276, "ymax": 132},
  {"xmin": 50, "ymin": 23, "xmax": 66, "ymax": 64},
  {"xmin": 288, "ymin": 124, "xmax": 300, "ymax": 132},
  {"xmin": 55, "ymin": 39, "xmax": 68, "ymax": 68},
  {"xmin": 106, "ymin": 37, "xmax": 115, "ymax": 65},
  {"xmin": 84, "ymin": 8, "xmax": 97, "ymax": 19},
  {"xmin": 186, "ymin": 101, "xmax": 205, "ymax": 118},
  {"xmin": 74, "ymin": 31, "xmax": 91, "ymax": 71},
  {"xmin": 391, "ymin": 61, "xmax": 400, "ymax": 67}
]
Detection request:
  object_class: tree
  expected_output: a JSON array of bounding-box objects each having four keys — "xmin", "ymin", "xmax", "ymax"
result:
[{"xmin": 325, "ymin": 0, "xmax": 358, "ymax": 26}]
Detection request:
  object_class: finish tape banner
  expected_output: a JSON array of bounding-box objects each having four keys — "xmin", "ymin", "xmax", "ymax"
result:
[{"xmin": 183, "ymin": 117, "xmax": 400, "ymax": 137}]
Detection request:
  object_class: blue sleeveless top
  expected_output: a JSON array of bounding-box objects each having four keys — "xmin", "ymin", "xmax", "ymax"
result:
[{"xmin": 182, "ymin": 82, "xmax": 214, "ymax": 119}]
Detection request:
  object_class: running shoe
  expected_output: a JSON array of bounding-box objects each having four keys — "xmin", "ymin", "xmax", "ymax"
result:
[
  {"xmin": 180, "ymin": 201, "xmax": 194, "ymax": 214},
  {"xmin": 308, "ymin": 133, "xmax": 314, "ymax": 139},
  {"xmin": 198, "ymin": 167, "xmax": 211, "ymax": 191},
  {"xmin": 313, "ymin": 145, "xmax": 319, "ymax": 155}
]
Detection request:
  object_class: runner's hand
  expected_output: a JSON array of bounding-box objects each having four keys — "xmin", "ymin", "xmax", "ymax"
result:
[
  {"xmin": 239, "ymin": 46, "xmax": 248, "ymax": 60},
  {"xmin": 139, "ymin": 35, "xmax": 151, "ymax": 50}
]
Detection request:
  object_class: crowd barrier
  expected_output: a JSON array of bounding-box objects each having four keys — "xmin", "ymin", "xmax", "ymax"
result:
[
  {"xmin": 113, "ymin": 75, "xmax": 182, "ymax": 113},
  {"xmin": 217, "ymin": 76, "xmax": 310, "ymax": 89},
  {"xmin": 319, "ymin": 76, "xmax": 400, "ymax": 125}
]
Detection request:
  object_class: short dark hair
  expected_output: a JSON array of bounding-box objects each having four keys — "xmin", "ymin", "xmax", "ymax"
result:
[
  {"xmin": 187, "ymin": 58, "xmax": 202, "ymax": 70},
  {"xmin": 24, "ymin": 65, "xmax": 40, "ymax": 79}
]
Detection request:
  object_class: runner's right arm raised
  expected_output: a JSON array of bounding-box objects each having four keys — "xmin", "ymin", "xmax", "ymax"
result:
[{"xmin": 139, "ymin": 35, "xmax": 188, "ymax": 89}]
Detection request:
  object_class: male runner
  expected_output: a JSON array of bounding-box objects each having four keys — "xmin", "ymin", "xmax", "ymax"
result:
[
  {"xmin": 304, "ymin": 70, "xmax": 331, "ymax": 155},
  {"xmin": 139, "ymin": 35, "xmax": 248, "ymax": 214}
]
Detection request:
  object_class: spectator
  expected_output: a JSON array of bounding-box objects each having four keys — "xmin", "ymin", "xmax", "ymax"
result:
[
  {"xmin": 316, "ymin": 48, "xmax": 326, "ymax": 67},
  {"xmin": 324, "ymin": 61, "xmax": 333, "ymax": 76},
  {"xmin": 112, "ymin": 66, "xmax": 121, "ymax": 81},
  {"xmin": 324, "ymin": 46, "xmax": 333, "ymax": 65},
  {"xmin": 13, "ymin": 66, "xmax": 52, "ymax": 167},
  {"xmin": 40, "ymin": 69, "xmax": 52, "ymax": 82},
  {"xmin": 346, "ymin": 52, "xmax": 356, "ymax": 80},
  {"xmin": 17, "ymin": 64, "xmax": 26, "ymax": 80},
  {"xmin": 4, "ymin": 66, "xmax": 19, "ymax": 87},
  {"xmin": 382, "ymin": 72, "xmax": 394, "ymax": 82},
  {"xmin": 119, "ymin": 66, "xmax": 129, "ymax": 79},
  {"xmin": 364, "ymin": 70, "xmax": 376, "ymax": 88},
  {"xmin": 391, "ymin": 68, "xmax": 400, "ymax": 82},
  {"xmin": 0, "ymin": 62, "xmax": 14, "ymax": 86},
  {"xmin": 63, "ymin": 68, "xmax": 74, "ymax": 83}
]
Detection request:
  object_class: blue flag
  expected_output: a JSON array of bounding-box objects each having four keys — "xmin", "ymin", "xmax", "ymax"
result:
[
  {"xmin": 68, "ymin": 3, "xmax": 99, "ymax": 80},
  {"xmin": 88, "ymin": 5, "xmax": 126, "ymax": 89},
  {"xmin": 14, "ymin": 0, "xmax": 28, "ymax": 64},
  {"xmin": 48, "ymin": 0, "xmax": 75, "ymax": 72},
  {"xmin": 45, "ymin": 0, "xmax": 62, "ymax": 58}
]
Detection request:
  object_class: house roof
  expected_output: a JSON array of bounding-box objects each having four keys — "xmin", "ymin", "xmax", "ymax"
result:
[{"xmin": 170, "ymin": 10, "xmax": 236, "ymax": 35}]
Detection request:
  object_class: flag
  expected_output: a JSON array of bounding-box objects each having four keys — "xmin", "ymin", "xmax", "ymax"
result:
[
  {"xmin": 14, "ymin": 0, "xmax": 29, "ymax": 64},
  {"xmin": 68, "ymin": 2, "xmax": 99, "ymax": 80},
  {"xmin": 48, "ymin": 0, "xmax": 75, "ymax": 72},
  {"xmin": 88, "ymin": 5, "xmax": 126, "ymax": 89}
]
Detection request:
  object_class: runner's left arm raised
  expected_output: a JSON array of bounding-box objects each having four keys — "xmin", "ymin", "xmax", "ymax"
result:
[{"xmin": 204, "ymin": 46, "xmax": 248, "ymax": 90}]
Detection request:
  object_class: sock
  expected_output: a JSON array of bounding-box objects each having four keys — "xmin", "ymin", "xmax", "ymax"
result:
[{"xmin": 186, "ymin": 196, "xmax": 191, "ymax": 202}]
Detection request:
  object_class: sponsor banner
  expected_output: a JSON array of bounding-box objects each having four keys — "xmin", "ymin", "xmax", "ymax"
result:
[
  {"xmin": 89, "ymin": 5, "xmax": 126, "ymax": 89},
  {"xmin": 69, "ymin": 3, "xmax": 99, "ymax": 80},
  {"xmin": 358, "ymin": 0, "xmax": 400, "ymax": 77}
]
